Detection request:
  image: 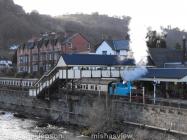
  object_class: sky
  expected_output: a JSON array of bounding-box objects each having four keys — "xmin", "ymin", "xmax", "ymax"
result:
[{"xmin": 13, "ymin": 0, "xmax": 187, "ymax": 62}]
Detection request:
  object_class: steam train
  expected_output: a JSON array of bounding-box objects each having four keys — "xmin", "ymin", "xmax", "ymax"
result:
[
  {"xmin": 71, "ymin": 78, "xmax": 135, "ymax": 96},
  {"xmin": 0, "ymin": 76, "xmax": 135, "ymax": 96},
  {"xmin": 109, "ymin": 81, "xmax": 132, "ymax": 96}
]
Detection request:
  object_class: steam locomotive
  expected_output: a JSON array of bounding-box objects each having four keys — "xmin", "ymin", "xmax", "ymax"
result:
[
  {"xmin": 109, "ymin": 81, "xmax": 132, "ymax": 96},
  {"xmin": 71, "ymin": 78, "xmax": 135, "ymax": 96}
]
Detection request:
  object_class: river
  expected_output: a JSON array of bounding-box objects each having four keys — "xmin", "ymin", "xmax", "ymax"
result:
[
  {"xmin": 0, "ymin": 110, "xmax": 179, "ymax": 140},
  {"xmin": 0, "ymin": 110, "xmax": 90, "ymax": 140}
]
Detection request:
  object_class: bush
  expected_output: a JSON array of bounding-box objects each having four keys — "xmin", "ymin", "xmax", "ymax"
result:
[{"xmin": 14, "ymin": 72, "xmax": 28, "ymax": 78}]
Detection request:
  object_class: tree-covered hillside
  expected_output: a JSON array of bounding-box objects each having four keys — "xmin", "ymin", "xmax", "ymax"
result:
[{"xmin": 0, "ymin": 0, "xmax": 130, "ymax": 56}]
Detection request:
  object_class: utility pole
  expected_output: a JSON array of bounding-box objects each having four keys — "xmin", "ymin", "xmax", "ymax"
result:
[
  {"xmin": 129, "ymin": 84, "xmax": 132, "ymax": 103},
  {"xmin": 142, "ymin": 87, "xmax": 145, "ymax": 104},
  {"xmin": 153, "ymin": 77, "xmax": 157, "ymax": 104},
  {"xmin": 182, "ymin": 35, "xmax": 186, "ymax": 65}
]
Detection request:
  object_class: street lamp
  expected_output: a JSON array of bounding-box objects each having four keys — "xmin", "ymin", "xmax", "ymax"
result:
[
  {"xmin": 183, "ymin": 35, "xmax": 186, "ymax": 40},
  {"xmin": 129, "ymin": 85, "xmax": 132, "ymax": 103},
  {"xmin": 153, "ymin": 77, "xmax": 158, "ymax": 104},
  {"xmin": 142, "ymin": 87, "xmax": 145, "ymax": 104},
  {"xmin": 182, "ymin": 35, "xmax": 186, "ymax": 65}
]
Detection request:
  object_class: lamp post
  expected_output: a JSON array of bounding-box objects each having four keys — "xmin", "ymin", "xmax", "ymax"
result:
[
  {"xmin": 142, "ymin": 87, "xmax": 145, "ymax": 104},
  {"xmin": 182, "ymin": 35, "xmax": 186, "ymax": 65},
  {"xmin": 129, "ymin": 85, "xmax": 132, "ymax": 103},
  {"xmin": 153, "ymin": 77, "xmax": 157, "ymax": 104}
]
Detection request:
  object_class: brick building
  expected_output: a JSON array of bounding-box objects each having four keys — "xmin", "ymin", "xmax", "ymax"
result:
[{"xmin": 17, "ymin": 32, "xmax": 90, "ymax": 73}]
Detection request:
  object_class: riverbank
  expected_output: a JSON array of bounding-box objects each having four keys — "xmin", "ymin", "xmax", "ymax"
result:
[
  {"xmin": 0, "ymin": 88, "xmax": 187, "ymax": 140},
  {"xmin": 0, "ymin": 110, "xmax": 90, "ymax": 140}
]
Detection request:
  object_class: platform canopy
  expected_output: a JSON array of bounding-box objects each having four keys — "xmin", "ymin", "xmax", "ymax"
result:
[
  {"xmin": 57, "ymin": 54, "xmax": 135, "ymax": 67},
  {"xmin": 140, "ymin": 68, "xmax": 187, "ymax": 83}
]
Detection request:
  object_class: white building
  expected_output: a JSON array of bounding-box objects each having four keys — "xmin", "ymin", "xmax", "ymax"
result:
[
  {"xmin": 0, "ymin": 58, "xmax": 12, "ymax": 69},
  {"xmin": 96, "ymin": 40, "xmax": 131, "ymax": 57}
]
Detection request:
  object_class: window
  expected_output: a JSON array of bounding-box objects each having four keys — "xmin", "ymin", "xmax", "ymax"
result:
[
  {"xmin": 19, "ymin": 55, "xmax": 28, "ymax": 64},
  {"xmin": 19, "ymin": 56, "xmax": 23, "ymax": 64},
  {"xmin": 54, "ymin": 52, "xmax": 59, "ymax": 60},
  {"xmin": 33, "ymin": 65, "xmax": 38, "ymax": 72},
  {"xmin": 95, "ymin": 85, "xmax": 97, "ymax": 91},
  {"xmin": 49, "ymin": 53, "xmax": 53, "ymax": 60},
  {"xmin": 40, "ymin": 53, "xmax": 46, "ymax": 61},
  {"xmin": 40, "ymin": 55, "xmax": 43, "ymax": 61},
  {"xmin": 90, "ymin": 85, "xmax": 94, "ymax": 90},
  {"xmin": 46, "ymin": 64, "xmax": 51, "ymax": 71},
  {"xmin": 116, "ymin": 50, "xmax": 120, "ymax": 55},
  {"xmin": 32, "ymin": 54, "xmax": 38, "ymax": 61},
  {"xmin": 67, "ymin": 42, "xmax": 72, "ymax": 48},
  {"xmin": 24, "ymin": 66, "xmax": 28, "ymax": 72},
  {"xmin": 102, "ymin": 51, "xmax": 107, "ymax": 55},
  {"xmin": 87, "ymin": 43, "xmax": 90, "ymax": 50},
  {"xmin": 19, "ymin": 66, "xmax": 24, "ymax": 72}
]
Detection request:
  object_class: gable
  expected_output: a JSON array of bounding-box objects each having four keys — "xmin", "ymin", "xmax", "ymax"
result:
[
  {"xmin": 63, "ymin": 33, "xmax": 89, "ymax": 44},
  {"xmin": 97, "ymin": 40, "xmax": 129, "ymax": 51},
  {"xmin": 96, "ymin": 41, "xmax": 114, "ymax": 54},
  {"xmin": 75, "ymin": 33, "xmax": 89, "ymax": 43},
  {"xmin": 98, "ymin": 41, "xmax": 112, "ymax": 49},
  {"xmin": 56, "ymin": 56, "xmax": 67, "ymax": 67}
]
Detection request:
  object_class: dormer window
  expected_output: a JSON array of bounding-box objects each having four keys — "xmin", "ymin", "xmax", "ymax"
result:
[
  {"xmin": 88, "ymin": 43, "xmax": 90, "ymax": 50},
  {"xmin": 116, "ymin": 50, "xmax": 120, "ymax": 55},
  {"xmin": 102, "ymin": 51, "xmax": 107, "ymax": 55},
  {"xmin": 67, "ymin": 42, "xmax": 72, "ymax": 48}
]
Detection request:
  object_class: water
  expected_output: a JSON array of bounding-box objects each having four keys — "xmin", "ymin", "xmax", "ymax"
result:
[
  {"xmin": 1, "ymin": 110, "xmax": 179, "ymax": 140},
  {"xmin": 0, "ymin": 110, "xmax": 90, "ymax": 140}
]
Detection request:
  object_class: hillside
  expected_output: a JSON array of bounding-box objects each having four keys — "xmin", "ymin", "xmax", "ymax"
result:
[
  {"xmin": 56, "ymin": 13, "xmax": 130, "ymax": 45},
  {"xmin": 0, "ymin": 0, "xmax": 130, "ymax": 56}
]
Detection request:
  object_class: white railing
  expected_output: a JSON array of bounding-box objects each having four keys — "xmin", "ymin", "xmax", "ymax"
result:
[
  {"xmin": 29, "ymin": 68, "xmax": 60, "ymax": 96},
  {"xmin": 29, "ymin": 68, "xmax": 124, "ymax": 96},
  {"xmin": 58, "ymin": 69, "xmax": 123, "ymax": 79}
]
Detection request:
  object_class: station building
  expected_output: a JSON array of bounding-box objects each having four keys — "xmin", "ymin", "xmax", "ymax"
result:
[{"xmin": 139, "ymin": 47, "xmax": 187, "ymax": 99}]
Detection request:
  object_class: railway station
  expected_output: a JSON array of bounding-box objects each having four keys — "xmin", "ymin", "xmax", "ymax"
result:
[
  {"xmin": 1, "ymin": 53, "xmax": 187, "ymax": 105},
  {"xmin": 140, "ymin": 68, "xmax": 187, "ymax": 99},
  {"xmin": 0, "ymin": 47, "xmax": 187, "ymax": 139}
]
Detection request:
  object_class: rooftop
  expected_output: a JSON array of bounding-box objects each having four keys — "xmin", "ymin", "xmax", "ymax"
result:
[
  {"xmin": 148, "ymin": 48, "xmax": 183, "ymax": 67},
  {"xmin": 143, "ymin": 68, "xmax": 187, "ymax": 79},
  {"xmin": 18, "ymin": 32, "xmax": 85, "ymax": 50},
  {"xmin": 60, "ymin": 54, "xmax": 135, "ymax": 66},
  {"xmin": 105, "ymin": 40, "xmax": 129, "ymax": 51}
]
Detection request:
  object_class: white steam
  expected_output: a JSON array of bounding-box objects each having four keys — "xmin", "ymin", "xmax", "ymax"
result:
[
  {"xmin": 129, "ymin": 17, "xmax": 148, "ymax": 64},
  {"xmin": 121, "ymin": 66, "xmax": 148, "ymax": 81}
]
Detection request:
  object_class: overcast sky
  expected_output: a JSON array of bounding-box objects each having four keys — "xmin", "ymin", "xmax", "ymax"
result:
[{"xmin": 13, "ymin": 0, "xmax": 187, "ymax": 62}]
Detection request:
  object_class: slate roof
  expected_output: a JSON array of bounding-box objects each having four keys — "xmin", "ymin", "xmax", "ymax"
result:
[
  {"xmin": 148, "ymin": 48, "xmax": 183, "ymax": 67},
  {"xmin": 27, "ymin": 42, "xmax": 35, "ymax": 49},
  {"xmin": 105, "ymin": 40, "xmax": 129, "ymax": 51},
  {"xmin": 62, "ymin": 54, "xmax": 135, "ymax": 66},
  {"xmin": 63, "ymin": 33, "xmax": 79, "ymax": 43},
  {"xmin": 18, "ymin": 33, "xmax": 84, "ymax": 50},
  {"xmin": 0, "ymin": 57, "xmax": 10, "ymax": 61},
  {"xmin": 143, "ymin": 68, "xmax": 187, "ymax": 79}
]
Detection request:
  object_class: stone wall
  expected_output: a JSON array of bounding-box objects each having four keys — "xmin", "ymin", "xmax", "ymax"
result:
[
  {"xmin": 111, "ymin": 100, "xmax": 187, "ymax": 133},
  {"xmin": 0, "ymin": 89, "xmax": 187, "ymax": 138}
]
